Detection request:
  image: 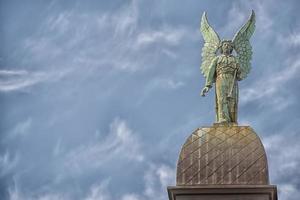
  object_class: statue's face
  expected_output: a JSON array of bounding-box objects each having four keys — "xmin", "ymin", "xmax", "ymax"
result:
[{"xmin": 221, "ymin": 42, "xmax": 233, "ymax": 55}]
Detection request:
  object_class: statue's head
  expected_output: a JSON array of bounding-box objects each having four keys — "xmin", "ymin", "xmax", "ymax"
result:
[{"xmin": 220, "ymin": 40, "xmax": 234, "ymax": 55}]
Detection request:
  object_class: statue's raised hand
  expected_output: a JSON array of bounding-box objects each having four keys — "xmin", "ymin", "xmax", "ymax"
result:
[{"xmin": 201, "ymin": 86, "xmax": 210, "ymax": 97}]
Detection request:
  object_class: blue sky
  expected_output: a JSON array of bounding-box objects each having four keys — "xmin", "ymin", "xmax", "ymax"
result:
[{"xmin": 1, "ymin": 0, "xmax": 300, "ymax": 200}]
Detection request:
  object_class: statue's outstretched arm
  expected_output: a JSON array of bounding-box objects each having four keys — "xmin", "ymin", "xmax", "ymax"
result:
[{"xmin": 201, "ymin": 57, "xmax": 217, "ymax": 96}]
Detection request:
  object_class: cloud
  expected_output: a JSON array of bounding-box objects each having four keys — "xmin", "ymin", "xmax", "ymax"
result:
[
  {"xmin": 0, "ymin": 70, "xmax": 47, "ymax": 92},
  {"xmin": 52, "ymin": 138, "xmax": 63, "ymax": 157},
  {"xmin": 278, "ymin": 31, "xmax": 300, "ymax": 47},
  {"xmin": 0, "ymin": 151, "xmax": 19, "ymax": 177},
  {"xmin": 64, "ymin": 118, "xmax": 144, "ymax": 175},
  {"xmin": 240, "ymin": 53, "xmax": 300, "ymax": 109},
  {"xmin": 7, "ymin": 173, "xmax": 111, "ymax": 200},
  {"xmin": 224, "ymin": 1, "xmax": 273, "ymax": 37},
  {"xmin": 35, "ymin": 193, "xmax": 67, "ymax": 200},
  {"xmin": 135, "ymin": 28, "xmax": 186, "ymax": 47},
  {"xmin": 18, "ymin": 0, "xmax": 192, "ymax": 77},
  {"xmin": 151, "ymin": 78, "xmax": 185, "ymax": 90},
  {"xmin": 279, "ymin": 184, "xmax": 299, "ymax": 200},
  {"xmin": 113, "ymin": 0, "xmax": 138, "ymax": 37},
  {"xmin": 287, "ymin": 33, "xmax": 300, "ymax": 46},
  {"xmin": 8, "ymin": 186, "xmax": 69, "ymax": 200},
  {"xmin": 84, "ymin": 181, "xmax": 111, "ymax": 200},
  {"xmin": 0, "ymin": 70, "xmax": 28, "ymax": 76},
  {"xmin": 222, "ymin": 3, "xmax": 250, "ymax": 37},
  {"xmin": 20, "ymin": 0, "xmax": 142, "ymax": 73},
  {"xmin": 121, "ymin": 194, "xmax": 140, "ymax": 200},
  {"xmin": 143, "ymin": 164, "xmax": 175, "ymax": 200},
  {"xmin": 161, "ymin": 49, "xmax": 177, "ymax": 59},
  {"xmin": 264, "ymin": 130, "xmax": 300, "ymax": 200},
  {"xmin": 137, "ymin": 77, "xmax": 185, "ymax": 105},
  {"xmin": 8, "ymin": 185, "xmax": 21, "ymax": 200},
  {"xmin": 0, "ymin": 68, "xmax": 71, "ymax": 92},
  {"xmin": 120, "ymin": 164, "xmax": 175, "ymax": 200},
  {"xmin": 8, "ymin": 118, "xmax": 32, "ymax": 139},
  {"xmin": 47, "ymin": 11, "xmax": 72, "ymax": 35},
  {"xmin": 156, "ymin": 165, "xmax": 175, "ymax": 188}
]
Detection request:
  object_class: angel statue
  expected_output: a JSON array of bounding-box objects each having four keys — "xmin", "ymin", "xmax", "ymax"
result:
[{"xmin": 200, "ymin": 10, "xmax": 255, "ymax": 124}]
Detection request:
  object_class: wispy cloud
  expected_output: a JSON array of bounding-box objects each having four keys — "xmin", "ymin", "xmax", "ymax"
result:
[
  {"xmin": 151, "ymin": 78, "xmax": 185, "ymax": 90},
  {"xmin": 120, "ymin": 164, "xmax": 175, "ymax": 200},
  {"xmin": 64, "ymin": 118, "xmax": 144, "ymax": 175},
  {"xmin": 135, "ymin": 27, "xmax": 186, "ymax": 47},
  {"xmin": 0, "ymin": 70, "xmax": 28, "ymax": 76},
  {"xmin": 18, "ymin": 0, "xmax": 192, "ymax": 77},
  {"xmin": 8, "ymin": 186, "xmax": 69, "ymax": 200},
  {"xmin": 224, "ymin": 1, "xmax": 273, "ymax": 37},
  {"xmin": 0, "ymin": 70, "xmax": 47, "ymax": 92},
  {"xmin": 7, "ymin": 118, "xmax": 32, "ymax": 139},
  {"xmin": 7, "ymin": 169, "xmax": 111, "ymax": 200},
  {"xmin": 0, "ymin": 68, "xmax": 71, "ymax": 92},
  {"xmin": 143, "ymin": 164, "xmax": 175, "ymax": 200},
  {"xmin": 0, "ymin": 151, "xmax": 19, "ymax": 177},
  {"xmin": 287, "ymin": 33, "xmax": 300, "ymax": 46},
  {"xmin": 264, "ymin": 130, "xmax": 300, "ymax": 200},
  {"xmin": 121, "ymin": 194, "xmax": 140, "ymax": 200},
  {"xmin": 21, "ymin": 0, "xmax": 141, "ymax": 73},
  {"xmin": 113, "ymin": 0, "xmax": 138, "ymax": 37},
  {"xmin": 52, "ymin": 138, "xmax": 63, "ymax": 157},
  {"xmin": 84, "ymin": 180, "xmax": 111, "ymax": 200},
  {"xmin": 137, "ymin": 77, "xmax": 185, "ymax": 105},
  {"xmin": 240, "ymin": 53, "xmax": 300, "ymax": 109},
  {"xmin": 278, "ymin": 31, "xmax": 300, "ymax": 47}
]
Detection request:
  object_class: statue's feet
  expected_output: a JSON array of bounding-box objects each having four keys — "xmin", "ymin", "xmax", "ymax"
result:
[
  {"xmin": 218, "ymin": 119, "xmax": 228, "ymax": 123},
  {"xmin": 214, "ymin": 119, "xmax": 238, "ymax": 127}
]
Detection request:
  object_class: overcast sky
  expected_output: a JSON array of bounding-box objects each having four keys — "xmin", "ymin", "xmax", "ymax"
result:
[{"xmin": 1, "ymin": 0, "xmax": 300, "ymax": 200}]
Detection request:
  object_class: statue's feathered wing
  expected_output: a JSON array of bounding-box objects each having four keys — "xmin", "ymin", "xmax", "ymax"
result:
[
  {"xmin": 200, "ymin": 12, "xmax": 220, "ymax": 80},
  {"xmin": 232, "ymin": 10, "xmax": 256, "ymax": 80}
]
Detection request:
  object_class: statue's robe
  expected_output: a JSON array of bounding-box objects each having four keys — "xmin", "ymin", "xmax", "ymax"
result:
[{"xmin": 205, "ymin": 55, "xmax": 240, "ymax": 123}]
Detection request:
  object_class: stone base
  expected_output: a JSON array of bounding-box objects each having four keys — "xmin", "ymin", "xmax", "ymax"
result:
[{"xmin": 167, "ymin": 185, "xmax": 278, "ymax": 200}]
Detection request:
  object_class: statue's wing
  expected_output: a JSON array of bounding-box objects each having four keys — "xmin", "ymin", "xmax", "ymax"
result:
[
  {"xmin": 232, "ymin": 10, "xmax": 256, "ymax": 80},
  {"xmin": 200, "ymin": 12, "xmax": 220, "ymax": 79}
]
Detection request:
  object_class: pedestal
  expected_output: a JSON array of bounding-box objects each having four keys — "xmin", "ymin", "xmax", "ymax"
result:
[{"xmin": 168, "ymin": 185, "xmax": 277, "ymax": 200}]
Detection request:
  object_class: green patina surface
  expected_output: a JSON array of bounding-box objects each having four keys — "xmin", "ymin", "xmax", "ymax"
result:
[{"xmin": 200, "ymin": 11, "xmax": 255, "ymax": 123}]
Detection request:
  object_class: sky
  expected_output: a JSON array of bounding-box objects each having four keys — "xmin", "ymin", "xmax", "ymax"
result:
[{"xmin": 0, "ymin": 0, "xmax": 300, "ymax": 199}]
